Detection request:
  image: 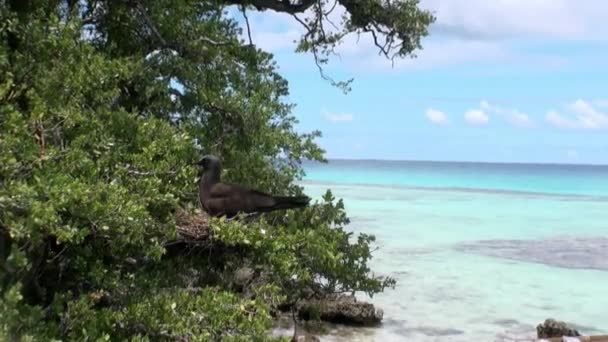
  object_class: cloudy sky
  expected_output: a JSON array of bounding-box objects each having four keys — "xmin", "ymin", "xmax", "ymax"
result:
[{"xmin": 230, "ymin": 0, "xmax": 608, "ymax": 164}]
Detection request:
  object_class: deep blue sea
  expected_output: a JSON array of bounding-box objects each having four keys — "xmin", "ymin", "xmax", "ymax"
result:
[{"xmin": 295, "ymin": 160, "xmax": 608, "ymax": 341}]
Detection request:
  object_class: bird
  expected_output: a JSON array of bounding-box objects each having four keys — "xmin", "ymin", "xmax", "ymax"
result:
[{"xmin": 196, "ymin": 154, "xmax": 310, "ymax": 218}]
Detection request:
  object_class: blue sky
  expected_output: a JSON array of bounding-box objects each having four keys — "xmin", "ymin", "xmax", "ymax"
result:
[{"xmin": 229, "ymin": 0, "xmax": 608, "ymax": 164}]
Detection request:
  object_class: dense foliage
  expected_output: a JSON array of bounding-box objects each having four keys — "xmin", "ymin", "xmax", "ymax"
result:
[{"xmin": 1, "ymin": 0, "xmax": 433, "ymax": 340}]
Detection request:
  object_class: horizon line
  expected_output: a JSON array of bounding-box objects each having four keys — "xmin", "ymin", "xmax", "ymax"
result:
[{"xmin": 309, "ymin": 157, "xmax": 608, "ymax": 167}]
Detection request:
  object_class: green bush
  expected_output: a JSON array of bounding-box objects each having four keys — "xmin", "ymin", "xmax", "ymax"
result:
[{"xmin": 1, "ymin": 1, "xmax": 432, "ymax": 340}]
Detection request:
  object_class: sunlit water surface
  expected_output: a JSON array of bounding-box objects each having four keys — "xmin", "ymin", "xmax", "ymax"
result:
[{"xmin": 280, "ymin": 160, "xmax": 608, "ymax": 341}]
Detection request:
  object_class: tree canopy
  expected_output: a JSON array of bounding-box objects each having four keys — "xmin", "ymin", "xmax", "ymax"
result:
[{"xmin": 1, "ymin": 0, "xmax": 434, "ymax": 340}]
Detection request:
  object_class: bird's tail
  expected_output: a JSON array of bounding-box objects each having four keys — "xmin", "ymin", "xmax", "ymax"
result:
[{"xmin": 270, "ymin": 195, "xmax": 310, "ymax": 210}]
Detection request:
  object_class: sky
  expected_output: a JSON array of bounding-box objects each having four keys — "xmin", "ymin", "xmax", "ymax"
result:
[{"xmin": 227, "ymin": 0, "xmax": 608, "ymax": 164}]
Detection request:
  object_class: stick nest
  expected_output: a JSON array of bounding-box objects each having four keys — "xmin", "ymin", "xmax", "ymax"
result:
[{"xmin": 174, "ymin": 208, "xmax": 212, "ymax": 241}]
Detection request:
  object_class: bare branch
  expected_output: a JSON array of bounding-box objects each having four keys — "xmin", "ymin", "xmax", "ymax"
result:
[
  {"xmin": 134, "ymin": 3, "xmax": 167, "ymax": 46},
  {"xmin": 290, "ymin": 14, "xmax": 310, "ymax": 40},
  {"xmin": 291, "ymin": 13, "xmax": 352, "ymax": 93},
  {"xmin": 225, "ymin": 0, "xmax": 317, "ymax": 14},
  {"xmin": 315, "ymin": 2, "xmax": 326, "ymax": 41},
  {"xmin": 323, "ymin": 1, "xmax": 340, "ymax": 31},
  {"xmin": 324, "ymin": 0, "xmax": 339, "ymax": 16},
  {"xmin": 368, "ymin": 29, "xmax": 388, "ymax": 57},
  {"xmin": 124, "ymin": 165, "xmax": 178, "ymax": 177},
  {"xmin": 240, "ymin": 5, "xmax": 254, "ymax": 46},
  {"xmin": 133, "ymin": 1, "xmax": 229, "ymax": 52}
]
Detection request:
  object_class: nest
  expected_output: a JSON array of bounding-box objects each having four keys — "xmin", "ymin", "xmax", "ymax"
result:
[
  {"xmin": 168, "ymin": 208, "xmax": 259, "ymax": 253},
  {"xmin": 173, "ymin": 207, "xmax": 212, "ymax": 241},
  {"xmin": 166, "ymin": 208, "xmax": 245, "ymax": 259}
]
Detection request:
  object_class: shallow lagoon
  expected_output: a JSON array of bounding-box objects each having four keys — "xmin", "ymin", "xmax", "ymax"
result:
[{"xmin": 296, "ymin": 160, "xmax": 608, "ymax": 341}]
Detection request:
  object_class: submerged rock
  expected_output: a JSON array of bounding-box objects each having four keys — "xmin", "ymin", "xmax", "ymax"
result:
[
  {"xmin": 297, "ymin": 295, "xmax": 383, "ymax": 326},
  {"xmin": 292, "ymin": 325, "xmax": 321, "ymax": 342},
  {"xmin": 292, "ymin": 334, "xmax": 320, "ymax": 342},
  {"xmin": 455, "ymin": 236, "xmax": 608, "ymax": 271},
  {"xmin": 537, "ymin": 318, "xmax": 581, "ymax": 338}
]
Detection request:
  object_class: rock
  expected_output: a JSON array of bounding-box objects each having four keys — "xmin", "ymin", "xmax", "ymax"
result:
[
  {"xmin": 233, "ymin": 266, "xmax": 255, "ymax": 290},
  {"xmin": 537, "ymin": 318, "xmax": 581, "ymax": 338},
  {"xmin": 293, "ymin": 334, "xmax": 320, "ymax": 342},
  {"xmin": 297, "ymin": 294, "xmax": 383, "ymax": 326},
  {"xmin": 292, "ymin": 326, "xmax": 321, "ymax": 342}
]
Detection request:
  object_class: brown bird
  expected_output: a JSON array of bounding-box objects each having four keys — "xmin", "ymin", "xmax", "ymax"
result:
[{"xmin": 196, "ymin": 155, "xmax": 310, "ymax": 218}]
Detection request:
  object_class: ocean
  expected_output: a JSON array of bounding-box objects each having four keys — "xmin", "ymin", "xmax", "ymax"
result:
[{"xmin": 298, "ymin": 159, "xmax": 608, "ymax": 341}]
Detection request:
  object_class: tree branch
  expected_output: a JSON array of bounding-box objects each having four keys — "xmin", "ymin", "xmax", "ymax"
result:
[
  {"xmin": 133, "ymin": 0, "xmax": 229, "ymax": 53},
  {"xmin": 124, "ymin": 165, "xmax": 178, "ymax": 177},
  {"xmin": 291, "ymin": 13, "xmax": 352, "ymax": 93},
  {"xmin": 240, "ymin": 5, "xmax": 254, "ymax": 46},
  {"xmin": 225, "ymin": 0, "xmax": 317, "ymax": 14}
]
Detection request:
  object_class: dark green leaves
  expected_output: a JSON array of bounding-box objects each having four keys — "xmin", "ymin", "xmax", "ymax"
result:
[{"xmin": 1, "ymin": 1, "xmax": 404, "ymax": 340}]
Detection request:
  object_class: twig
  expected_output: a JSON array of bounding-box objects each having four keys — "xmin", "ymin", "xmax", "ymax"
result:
[
  {"xmin": 324, "ymin": 0, "xmax": 339, "ymax": 16},
  {"xmin": 134, "ymin": 2, "xmax": 167, "ymax": 46},
  {"xmin": 48, "ymin": 245, "xmax": 68, "ymax": 263},
  {"xmin": 225, "ymin": 0, "xmax": 317, "ymax": 14},
  {"xmin": 125, "ymin": 165, "xmax": 178, "ymax": 177},
  {"xmin": 241, "ymin": 5, "xmax": 254, "ymax": 46},
  {"xmin": 291, "ymin": 13, "xmax": 351, "ymax": 92},
  {"xmin": 291, "ymin": 302, "xmax": 298, "ymax": 341},
  {"xmin": 133, "ymin": 1, "xmax": 228, "ymax": 52},
  {"xmin": 291, "ymin": 13, "xmax": 312, "ymax": 33}
]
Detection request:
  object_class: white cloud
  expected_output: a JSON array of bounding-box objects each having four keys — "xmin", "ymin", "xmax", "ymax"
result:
[
  {"xmin": 342, "ymin": 38, "xmax": 510, "ymax": 72},
  {"xmin": 425, "ymin": 108, "xmax": 449, "ymax": 125},
  {"xmin": 322, "ymin": 108, "xmax": 354, "ymax": 123},
  {"xmin": 237, "ymin": 0, "xmax": 608, "ymax": 52},
  {"xmin": 464, "ymin": 109, "xmax": 489, "ymax": 125},
  {"xmin": 420, "ymin": 0, "xmax": 608, "ymax": 41},
  {"xmin": 228, "ymin": 1, "xmax": 597, "ymax": 73},
  {"xmin": 569, "ymin": 99, "xmax": 608, "ymax": 127},
  {"xmin": 546, "ymin": 111, "xmax": 575, "ymax": 129},
  {"xmin": 508, "ymin": 112, "xmax": 535, "ymax": 128},
  {"xmin": 594, "ymin": 99, "xmax": 608, "ymax": 107},
  {"xmin": 480, "ymin": 100, "xmax": 535, "ymax": 128},
  {"xmin": 545, "ymin": 99, "xmax": 608, "ymax": 129}
]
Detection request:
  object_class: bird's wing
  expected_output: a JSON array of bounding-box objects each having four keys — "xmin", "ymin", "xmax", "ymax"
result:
[
  {"xmin": 206, "ymin": 182, "xmax": 276, "ymax": 214},
  {"xmin": 206, "ymin": 182, "xmax": 235, "ymax": 198},
  {"xmin": 208, "ymin": 182, "xmax": 265, "ymax": 197}
]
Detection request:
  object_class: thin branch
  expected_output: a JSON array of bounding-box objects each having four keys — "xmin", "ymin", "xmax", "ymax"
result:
[
  {"xmin": 225, "ymin": 0, "xmax": 317, "ymax": 14},
  {"xmin": 124, "ymin": 165, "xmax": 178, "ymax": 177},
  {"xmin": 134, "ymin": 3, "xmax": 167, "ymax": 46},
  {"xmin": 291, "ymin": 302, "xmax": 298, "ymax": 341},
  {"xmin": 323, "ymin": 1, "xmax": 340, "ymax": 31},
  {"xmin": 291, "ymin": 12, "xmax": 351, "ymax": 92},
  {"xmin": 134, "ymin": 1, "xmax": 228, "ymax": 52},
  {"xmin": 315, "ymin": 2, "xmax": 327, "ymax": 41},
  {"xmin": 240, "ymin": 5, "xmax": 254, "ymax": 46},
  {"xmin": 48, "ymin": 245, "xmax": 68, "ymax": 263},
  {"xmin": 291, "ymin": 13, "xmax": 312, "ymax": 34},
  {"xmin": 198, "ymin": 36, "xmax": 229, "ymax": 47},
  {"xmin": 291, "ymin": 14, "xmax": 329, "ymax": 81},
  {"xmin": 324, "ymin": 0, "xmax": 339, "ymax": 16},
  {"xmin": 366, "ymin": 27, "xmax": 389, "ymax": 58}
]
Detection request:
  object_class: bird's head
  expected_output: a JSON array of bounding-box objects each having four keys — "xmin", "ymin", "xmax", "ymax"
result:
[{"xmin": 195, "ymin": 154, "xmax": 221, "ymax": 171}]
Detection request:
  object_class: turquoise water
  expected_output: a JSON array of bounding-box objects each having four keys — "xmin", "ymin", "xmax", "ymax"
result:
[{"xmin": 299, "ymin": 160, "xmax": 608, "ymax": 341}]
